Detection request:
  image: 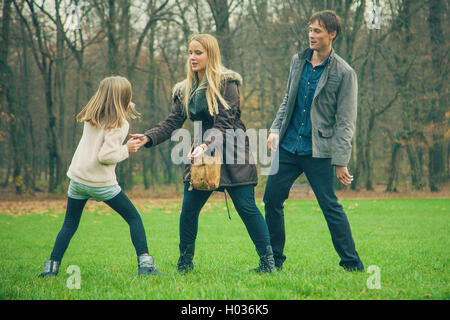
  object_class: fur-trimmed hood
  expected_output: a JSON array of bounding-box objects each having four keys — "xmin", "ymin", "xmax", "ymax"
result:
[{"xmin": 172, "ymin": 69, "xmax": 243, "ymax": 99}]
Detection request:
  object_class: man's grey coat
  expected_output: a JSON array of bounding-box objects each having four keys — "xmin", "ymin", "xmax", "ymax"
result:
[{"xmin": 270, "ymin": 48, "xmax": 358, "ymax": 167}]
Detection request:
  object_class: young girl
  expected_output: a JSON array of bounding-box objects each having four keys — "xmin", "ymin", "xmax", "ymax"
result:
[{"xmin": 39, "ymin": 76, "xmax": 162, "ymax": 277}]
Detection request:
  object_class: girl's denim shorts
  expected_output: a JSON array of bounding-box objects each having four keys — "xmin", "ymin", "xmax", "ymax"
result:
[{"xmin": 68, "ymin": 180, "xmax": 121, "ymax": 202}]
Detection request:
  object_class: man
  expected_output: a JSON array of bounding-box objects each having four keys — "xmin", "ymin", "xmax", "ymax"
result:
[{"xmin": 264, "ymin": 10, "xmax": 364, "ymax": 271}]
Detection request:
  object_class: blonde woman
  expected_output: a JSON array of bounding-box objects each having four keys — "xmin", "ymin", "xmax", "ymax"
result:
[
  {"xmin": 132, "ymin": 34, "xmax": 276, "ymax": 273},
  {"xmin": 38, "ymin": 76, "xmax": 162, "ymax": 278}
]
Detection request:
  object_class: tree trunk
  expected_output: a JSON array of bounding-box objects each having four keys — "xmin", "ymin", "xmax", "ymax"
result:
[
  {"xmin": 20, "ymin": 17, "xmax": 37, "ymax": 192},
  {"xmin": 426, "ymin": 0, "xmax": 447, "ymax": 191},
  {"xmin": 2, "ymin": 158, "xmax": 11, "ymax": 188},
  {"xmin": 364, "ymin": 116, "xmax": 374, "ymax": 191},
  {"xmin": 56, "ymin": 21, "xmax": 67, "ymax": 175},
  {"xmin": 206, "ymin": 0, "xmax": 235, "ymax": 68},
  {"xmin": 394, "ymin": 0, "xmax": 424, "ymax": 191},
  {"xmin": 44, "ymin": 72, "xmax": 63, "ymax": 192},
  {"xmin": 405, "ymin": 144, "xmax": 424, "ymax": 190},
  {"xmin": 386, "ymin": 139, "xmax": 401, "ymax": 192},
  {"xmin": 0, "ymin": 0, "xmax": 22, "ymax": 193},
  {"xmin": 145, "ymin": 27, "xmax": 158, "ymax": 187},
  {"xmin": 107, "ymin": 0, "xmax": 120, "ymax": 75}
]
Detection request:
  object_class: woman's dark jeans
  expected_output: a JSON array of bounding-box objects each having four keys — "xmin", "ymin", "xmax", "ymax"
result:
[{"xmin": 179, "ymin": 182, "xmax": 271, "ymax": 256}]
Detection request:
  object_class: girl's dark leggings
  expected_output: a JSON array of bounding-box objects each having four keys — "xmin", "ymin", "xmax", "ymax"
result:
[{"xmin": 50, "ymin": 191, "xmax": 148, "ymax": 262}]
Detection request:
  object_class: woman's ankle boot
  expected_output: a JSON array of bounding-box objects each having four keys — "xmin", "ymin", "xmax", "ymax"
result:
[
  {"xmin": 252, "ymin": 245, "xmax": 277, "ymax": 273},
  {"xmin": 177, "ymin": 244, "xmax": 195, "ymax": 273}
]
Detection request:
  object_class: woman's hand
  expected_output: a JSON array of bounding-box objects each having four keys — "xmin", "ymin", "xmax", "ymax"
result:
[
  {"xmin": 188, "ymin": 144, "xmax": 207, "ymax": 163},
  {"xmin": 129, "ymin": 134, "xmax": 149, "ymax": 149},
  {"xmin": 126, "ymin": 138, "xmax": 143, "ymax": 153}
]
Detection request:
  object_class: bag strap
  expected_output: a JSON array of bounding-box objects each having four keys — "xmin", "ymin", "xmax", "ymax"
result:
[{"xmin": 224, "ymin": 189, "xmax": 231, "ymax": 220}]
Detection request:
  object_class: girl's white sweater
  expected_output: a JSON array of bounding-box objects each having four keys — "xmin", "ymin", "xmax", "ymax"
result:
[{"xmin": 67, "ymin": 120, "xmax": 129, "ymax": 187}]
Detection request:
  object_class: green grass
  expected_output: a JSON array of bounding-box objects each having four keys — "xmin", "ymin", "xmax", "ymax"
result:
[{"xmin": 0, "ymin": 198, "xmax": 448, "ymax": 300}]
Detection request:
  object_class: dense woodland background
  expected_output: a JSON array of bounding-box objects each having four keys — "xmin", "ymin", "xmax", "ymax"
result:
[{"xmin": 0, "ymin": 0, "xmax": 448, "ymax": 195}]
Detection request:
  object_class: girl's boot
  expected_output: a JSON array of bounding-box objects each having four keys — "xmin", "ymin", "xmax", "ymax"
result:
[
  {"xmin": 138, "ymin": 254, "xmax": 162, "ymax": 276},
  {"xmin": 38, "ymin": 259, "xmax": 60, "ymax": 278}
]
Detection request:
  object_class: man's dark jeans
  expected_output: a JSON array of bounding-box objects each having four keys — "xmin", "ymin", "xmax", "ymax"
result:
[{"xmin": 263, "ymin": 147, "xmax": 363, "ymax": 270}]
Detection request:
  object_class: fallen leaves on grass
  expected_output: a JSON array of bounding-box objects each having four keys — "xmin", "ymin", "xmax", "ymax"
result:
[
  {"xmin": 0, "ymin": 200, "xmax": 67, "ymax": 216},
  {"xmin": 0, "ymin": 199, "xmax": 182, "ymax": 216}
]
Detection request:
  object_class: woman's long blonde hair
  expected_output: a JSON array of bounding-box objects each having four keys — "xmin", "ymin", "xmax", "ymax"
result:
[
  {"xmin": 76, "ymin": 76, "xmax": 139, "ymax": 129},
  {"xmin": 183, "ymin": 34, "xmax": 230, "ymax": 117}
]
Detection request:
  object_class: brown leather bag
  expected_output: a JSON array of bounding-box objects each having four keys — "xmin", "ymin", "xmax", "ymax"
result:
[
  {"xmin": 188, "ymin": 149, "xmax": 221, "ymax": 191},
  {"xmin": 188, "ymin": 113, "xmax": 222, "ymax": 191}
]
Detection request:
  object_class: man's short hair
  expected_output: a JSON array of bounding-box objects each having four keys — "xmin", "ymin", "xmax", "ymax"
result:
[{"xmin": 309, "ymin": 10, "xmax": 342, "ymax": 41}]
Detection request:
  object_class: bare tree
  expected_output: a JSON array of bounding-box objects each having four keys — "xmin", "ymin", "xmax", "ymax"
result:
[
  {"xmin": 13, "ymin": 0, "xmax": 65, "ymax": 193},
  {"xmin": 206, "ymin": 0, "xmax": 243, "ymax": 68},
  {"xmin": 426, "ymin": 0, "xmax": 449, "ymax": 191}
]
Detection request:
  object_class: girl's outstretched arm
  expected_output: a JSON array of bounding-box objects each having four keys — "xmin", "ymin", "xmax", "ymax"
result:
[{"xmin": 98, "ymin": 123, "xmax": 130, "ymax": 165}]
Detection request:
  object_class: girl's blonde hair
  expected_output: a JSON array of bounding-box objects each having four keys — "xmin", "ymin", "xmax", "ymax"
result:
[
  {"xmin": 76, "ymin": 76, "xmax": 139, "ymax": 129},
  {"xmin": 183, "ymin": 34, "xmax": 230, "ymax": 117}
]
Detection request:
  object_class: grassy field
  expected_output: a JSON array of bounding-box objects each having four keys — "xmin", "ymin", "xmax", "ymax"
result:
[{"xmin": 0, "ymin": 197, "xmax": 448, "ymax": 300}]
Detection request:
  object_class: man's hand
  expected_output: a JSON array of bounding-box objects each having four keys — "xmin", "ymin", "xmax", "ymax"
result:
[
  {"xmin": 267, "ymin": 133, "xmax": 279, "ymax": 152},
  {"xmin": 336, "ymin": 166, "xmax": 353, "ymax": 186}
]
